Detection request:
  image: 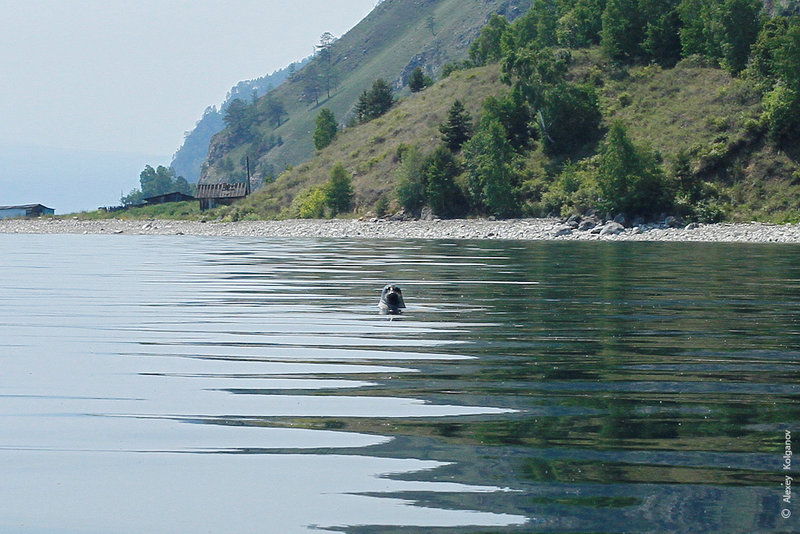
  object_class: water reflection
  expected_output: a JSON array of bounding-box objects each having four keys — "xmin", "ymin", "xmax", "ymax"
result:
[{"xmin": 0, "ymin": 235, "xmax": 798, "ymax": 533}]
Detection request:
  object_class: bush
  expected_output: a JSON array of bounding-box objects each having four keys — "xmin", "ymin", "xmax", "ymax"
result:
[
  {"xmin": 763, "ymin": 85, "xmax": 800, "ymax": 142},
  {"xmin": 597, "ymin": 122, "xmax": 671, "ymax": 216},
  {"xmin": 295, "ymin": 186, "xmax": 328, "ymax": 219},
  {"xmin": 538, "ymin": 83, "xmax": 602, "ymax": 155},
  {"xmin": 425, "ymin": 146, "xmax": 468, "ymax": 217},
  {"xmin": 395, "ymin": 147, "xmax": 427, "ymax": 213}
]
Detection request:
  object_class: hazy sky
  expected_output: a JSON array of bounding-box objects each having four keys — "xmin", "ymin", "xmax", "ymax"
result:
[{"xmin": 0, "ymin": 0, "xmax": 377, "ymax": 157}]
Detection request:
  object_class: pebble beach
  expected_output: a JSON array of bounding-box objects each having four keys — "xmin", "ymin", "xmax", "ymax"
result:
[{"xmin": 2, "ymin": 216, "xmax": 800, "ymax": 243}]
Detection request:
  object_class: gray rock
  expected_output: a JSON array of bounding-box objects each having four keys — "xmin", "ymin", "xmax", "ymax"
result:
[
  {"xmin": 566, "ymin": 214, "xmax": 581, "ymax": 225},
  {"xmin": 578, "ymin": 219, "xmax": 597, "ymax": 231},
  {"xmin": 554, "ymin": 225, "xmax": 573, "ymax": 237},
  {"xmin": 685, "ymin": 222, "xmax": 700, "ymax": 230},
  {"xmin": 613, "ymin": 213, "xmax": 629, "ymax": 227},
  {"xmin": 664, "ymin": 216, "xmax": 683, "ymax": 228},
  {"xmin": 600, "ymin": 221, "xmax": 626, "ymax": 235}
]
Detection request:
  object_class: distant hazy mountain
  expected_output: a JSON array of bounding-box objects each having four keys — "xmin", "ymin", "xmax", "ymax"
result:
[
  {"xmin": 170, "ymin": 59, "xmax": 309, "ymax": 183},
  {"xmin": 0, "ymin": 143, "xmax": 168, "ymax": 214}
]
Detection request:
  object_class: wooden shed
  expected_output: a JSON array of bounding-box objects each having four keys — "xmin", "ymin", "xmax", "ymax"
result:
[
  {"xmin": 196, "ymin": 182, "xmax": 250, "ymax": 210},
  {"xmin": 0, "ymin": 204, "xmax": 55, "ymax": 219}
]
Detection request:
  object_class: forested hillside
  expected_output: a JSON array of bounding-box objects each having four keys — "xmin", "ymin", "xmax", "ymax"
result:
[
  {"xmin": 200, "ymin": 0, "xmax": 532, "ymax": 186},
  {"xmin": 170, "ymin": 60, "xmax": 308, "ymax": 183},
  {"xmin": 217, "ymin": 0, "xmax": 800, "ymax": 223}
]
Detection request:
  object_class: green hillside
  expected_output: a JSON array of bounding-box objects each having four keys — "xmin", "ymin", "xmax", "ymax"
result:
[
  {"xmin": 201, "ymin": 0, "xmax": 531, "ymax": 185},
  {"xmin": 207, "ymin": 0, "xmax": 800, "ymax": 224}
]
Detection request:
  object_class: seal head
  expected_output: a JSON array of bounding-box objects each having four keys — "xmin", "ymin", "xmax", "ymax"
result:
[{"xmin": 379, "ymin": 284, "xmax": 406, "ymax": 314}]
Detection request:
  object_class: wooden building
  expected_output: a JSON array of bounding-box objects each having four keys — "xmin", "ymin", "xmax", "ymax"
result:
[
  {"xmin": 143, "ymin": 192, "xmax": 196, "ymax": 205},
  {"xmin": 0, "ymin": 204, "xmax": 55, "ymax": 219},
  {"xmin": 196, "ymin": 182, "xmax": 250, "ymax": 210}
]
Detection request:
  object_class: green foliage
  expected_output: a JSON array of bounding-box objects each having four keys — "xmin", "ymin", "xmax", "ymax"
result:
[
  {"xmin": 481, "ymin": 90, "xmax": 534, "ymax": 150},
  {"xmin": 355, "ymin": 79, "xmax": 395, "ymax": 123},
  {"xmin": 313, "ymin": 108, "xmax": 338, "ymax": 150},
  {"xmin": 758, "ymin": 21, "xmax": 800, "ymax": 141},
  {"xmin": 677, "ymin": 0, "xmax": 762, "ymax": 74},
  {"xmin": 763, "ymin": 85, "xmax": 800, "ymax": 142},
  {"xmin": 409, "ymin": 67, "xmax": 433, "ymax": 92},
  {"xmin": 774, "ymin": 21, "xmax": 800, "ymax": 91},
  {"xmin": 746, "ymin": 17, "xmax": 793, "ymax": 89},
  {"xmin": 295, "ymin": 185, "xmax": 328, "ymax": 218},
  {"xmin": 597, "ymin": 121, "xmax": 671, "ymax": 215},
  {"xmin": 718, "ymin": 0, "xmax": 764, "ymax": 74},
  {"xmin": 538, "ymin": 82, "xmax": 602, "ymax": 154},
  {"xmin": 261, "ymin": 94, "xmax": 287, "ymax": 128},
  {"xmin": 671, "ymin": 148, "xmax": 701, "ymax": 201},
  {"xmin": 601, "ymin": 0, "xmax": 645, "ymax": 60},
  {"xmin": 469, "ymin": 13, "xmax": 511, "ymax": 65},
  {"xmin": 121, "ymin": 165, "xmax": 191, "ymax": 206},
  {"xmin": 530, "ymin": 0, "xmax": 559, "ymax": 49},
  {"xmin": 556, "ymin": 0, "xmax": 606, "ymax": 48},
  {"xmin": 502, "ymin": 46, "xmax": 571, "ymax": 107},
  {"xmin": 541, "ymin": 159, "xmax": 601, "ymax": 215},
  {"xmin": 463, "ymin": 119, "xmax": 521, "ymax": 217},
  {"xmin": 326, "ymin": 163, "xmax": 354, "ymax": 215},
  {"xmin": 425, "ymin": 145, "xmax": 468, "ymax": 217},
  {"xmin": 374, "ymin": 194, "xmax": 390, "ymax": 217},
  {"xmin": 223, "ymin": 98, "xmax": 259, "ymax": 141},
  {"xmin": 641, "ymin": 0, "xmax": 682, "ymax": 66},
  {"xmin": 439, "ymin": 100, "xmax": 474, "ymax": 151},
  {"xmin": 395, "ymin": 147, "xmax": 428, "ymax": 213}
]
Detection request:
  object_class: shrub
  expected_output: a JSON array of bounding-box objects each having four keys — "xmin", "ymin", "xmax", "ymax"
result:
[
  {"xmin": 597, "ymin": 121, "xmax": 671, "ymax": 216},
  {"xmin": 425, "ymin": 146, "xmax": 468, "ymax": 217},
  {"xmin": 395, "ymin": 147, "xmax": 427, "ymax": 213}
]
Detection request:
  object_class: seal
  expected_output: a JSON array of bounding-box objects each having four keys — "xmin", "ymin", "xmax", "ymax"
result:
[{"xmin": 379, "ymin": 284, "xmax": 406, "ymax": 314}]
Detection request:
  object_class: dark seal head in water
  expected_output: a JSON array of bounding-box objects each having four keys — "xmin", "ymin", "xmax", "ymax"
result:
[{"xmin": 379, "ymin": 284, "xmax": 406, "ymax": 314}]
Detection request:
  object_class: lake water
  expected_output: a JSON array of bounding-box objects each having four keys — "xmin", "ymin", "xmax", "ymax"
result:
[{"xmin": 0, "ymin": 234, "xmax": 797, "ymax": 533}]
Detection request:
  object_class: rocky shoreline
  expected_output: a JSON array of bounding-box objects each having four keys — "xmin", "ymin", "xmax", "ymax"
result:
[{"xmin": 1, "ymin": 216, "xmax": 800, "ymax": 243}]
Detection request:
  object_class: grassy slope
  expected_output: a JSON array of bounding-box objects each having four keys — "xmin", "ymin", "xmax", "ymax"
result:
[
  {"xmin": 230, "ymin": 65, "xmax": 503, "ymax": 218},
  {"xmin": 202, "ymin": 0, "xmax": 531, "ymax": 185},
  {"xmin": 226, "ymin": 47, "xmax": 800, "ymax": 222}
]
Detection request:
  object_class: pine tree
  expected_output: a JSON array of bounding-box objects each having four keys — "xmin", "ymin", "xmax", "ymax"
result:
[
  {"xmin": 409, "ymin": 67, "xmax": 428, "ymax": 92},
  {"xmin": 439, "ymin": 100, "xmax": 473, "ymax": 151},
  {"xmin": 355, "ymin": 79, "xmax": 394, "ymax": 123},
  {"xmin": 325, "ymin": 163, "xmax": 354, "ymax": 215},
  {"xmin": 313, "ymin": 108, "xmax": 338, "ymax": 150}
]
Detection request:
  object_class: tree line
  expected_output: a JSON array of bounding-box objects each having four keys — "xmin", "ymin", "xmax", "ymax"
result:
[
  {"xmin": 301, "ymin": 1, "xmax": 798, "ymax": 221},
  {"xmin": 403, "ymin": 0, "xmax": 799, "ymax": 220},
  {"xmin": 121, "ymin": 165, "xmax": 193, "ymax": 206}
]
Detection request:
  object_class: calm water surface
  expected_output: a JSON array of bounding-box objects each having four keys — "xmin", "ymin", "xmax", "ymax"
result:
[{"xmin": 0, "ymin": 234, "xmax": 798, "ymax": 533}]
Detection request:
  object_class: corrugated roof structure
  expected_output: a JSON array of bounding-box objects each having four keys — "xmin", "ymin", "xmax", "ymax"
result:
[{"xmin": 196, "ymin": 182, "xmax": 250, "ymax": 210}]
